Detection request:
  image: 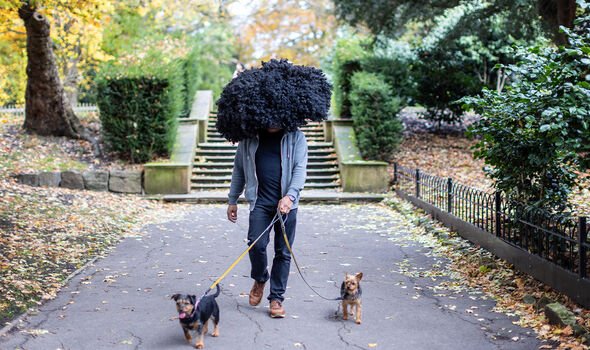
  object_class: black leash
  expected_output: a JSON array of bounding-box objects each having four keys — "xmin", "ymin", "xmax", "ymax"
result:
[{"xmin": 277, "ymin": 208, "xmax": 342, "ymax": 301}]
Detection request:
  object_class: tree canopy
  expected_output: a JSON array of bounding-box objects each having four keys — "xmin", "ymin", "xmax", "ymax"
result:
[{"xmin": 333, "ymin": 0, "xmax": 577, "ymax": 44}]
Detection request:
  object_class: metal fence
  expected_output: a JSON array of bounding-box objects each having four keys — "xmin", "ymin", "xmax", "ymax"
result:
[
  {"xmin": 394, "ymin": 163, "xmax": 590, "ymax": 280},
  {"xmin": 0, "ymin": 103, "xmax": 98, "ymax": 118}
]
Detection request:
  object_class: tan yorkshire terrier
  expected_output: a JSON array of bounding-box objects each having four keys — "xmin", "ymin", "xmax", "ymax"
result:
[{"xmin": 340, "ymin": 272, "xmax": 363, "ymax": 324}]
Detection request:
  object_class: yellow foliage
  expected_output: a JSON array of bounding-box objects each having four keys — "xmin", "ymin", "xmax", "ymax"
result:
[
  {"xmin": 0, "ymin": 0, "xmax": 229, "ymax": 104},
  {"xmin": 233, "ymin": 0, "xmax": 337, "ymax": 66},
  {"xmin": 0, "ymin": 0, "xmax": 115, "ymax": 104}
]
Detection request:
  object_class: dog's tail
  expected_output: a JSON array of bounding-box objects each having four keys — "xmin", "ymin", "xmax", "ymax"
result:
[{"xmin": 212, "ymin": 284, "xmax": 221, "ymax": 298}]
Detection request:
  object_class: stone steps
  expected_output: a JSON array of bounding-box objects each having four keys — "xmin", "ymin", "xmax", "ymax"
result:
[
  {"xmin": 193, "ymin": 160, "xmax": 338, "ymax": 169},
  {"xmin": 194, "ymin": 154, "xmax": 338, "ymax": 163},
  {"xmin": 192, "ymin": 115, "xmax": 340, "ymax": 191},
  {"xmin": 191, "ymin": 182, "xmax": 340, "ymax": 190},
  {"xmin": 191, "ymin": 174, "xmax": 339, "ymax": 183},
  {"xmin": 197, "ymin": 142, "xmax": 334, "ymax": 149},
  {"xmin": 155, "ymin": 190, "xmax": 386, "ymax": 204},
  {"xmin": 195, "ymin": 148, "xmax": 335, "ymax": 156},
  {"xmin": 193, "ymin": 167, "xmax": 340, "ymax": 175}
]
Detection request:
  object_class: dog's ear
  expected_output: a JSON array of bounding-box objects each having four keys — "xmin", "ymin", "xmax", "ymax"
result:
[
  {"xmin": 189, "ymin": 295, "xmax": 197, "ymax": 305},
  {"xmin": 355, "ymin": 272, "xmax": 363, "ymax": 281},
  {"xmin": 171, "ymin": 294, "xmax": 180, "ymax": 301}
]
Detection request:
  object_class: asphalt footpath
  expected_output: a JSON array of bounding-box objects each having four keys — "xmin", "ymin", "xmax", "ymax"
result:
[{"xmin": 0, "ymin": 204, "xmax": 544, "ymax": 350}]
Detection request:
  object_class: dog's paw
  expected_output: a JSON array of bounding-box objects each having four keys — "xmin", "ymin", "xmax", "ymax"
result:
[
  {"xmin": 342, "ymin": 314, "xmax": 348, "ymax": 320},
  {"xmin": 355, "ymin": 319, "xmax": 361, "ymax": 325},
  {"xmin": 212, "ymin": 330, "xmax": 219, "ymax": 337},
  {"xmin": 195, "ymin": 342, "xmax": 204, "ymax": 349}
]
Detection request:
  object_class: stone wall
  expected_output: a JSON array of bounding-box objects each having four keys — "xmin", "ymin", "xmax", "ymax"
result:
[{"xmin": 16, "ymin": 170, "xmax": 144, "ymax": 194}]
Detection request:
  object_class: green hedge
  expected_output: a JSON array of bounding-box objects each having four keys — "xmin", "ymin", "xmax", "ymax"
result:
[
  {"xmin": 360, "ymin": 55, "xmax": 416, "ymax": 105},
  {"xmin": 349, "ymin": 71, "xmax": 403, "ymax": 161},
  {"xmin": 96, "ymin": 55, "xmax": 183, "ymax": 163},
  {"xmin": 412, "ymin": 48, "xmax": 482, "ymax": 125},
  {"xmin": 331, "ymin": 37, "xmax": 371, "ymax": 118}
]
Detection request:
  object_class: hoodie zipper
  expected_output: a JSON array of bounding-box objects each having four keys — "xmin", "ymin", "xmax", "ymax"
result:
[{"xmin": 251, "ymin": 137, "xmax": 259, "ymax": 209}]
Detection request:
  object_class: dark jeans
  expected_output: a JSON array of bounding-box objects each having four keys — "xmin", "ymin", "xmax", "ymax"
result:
[{"xmin": 247, "ymin": 205, "xmax": 297, "ymax": 302}]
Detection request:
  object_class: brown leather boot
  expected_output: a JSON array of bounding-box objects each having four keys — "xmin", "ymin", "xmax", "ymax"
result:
[
  {"xmin": 269, "ymin": 299, "xmax": 285, "ymax": 318},
  {"xmin": 249, "ymin": 281, "xmax": 265, "ymax": 306}
]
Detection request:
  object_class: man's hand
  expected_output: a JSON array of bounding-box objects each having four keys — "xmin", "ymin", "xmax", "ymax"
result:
[
  {"xmin": 227, "ymin": 204, "xmax": 238, "ymax": 223},
  {"xmin": 278, "ymin": 196, "xmax": 293, "ymax": 214}
]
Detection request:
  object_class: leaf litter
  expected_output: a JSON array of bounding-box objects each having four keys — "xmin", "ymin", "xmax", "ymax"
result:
[
  {"xmin": 383, "ymin": 196, "xmax": 589, "ymax": 349},
  {"xmin": 0, "ymin": 116, "xmax": 190, "ymax": 326}
]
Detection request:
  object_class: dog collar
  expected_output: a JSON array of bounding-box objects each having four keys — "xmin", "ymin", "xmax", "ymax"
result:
[{"xmin": 189, "ymin": 298, "xmax": 201, "ymax": 318}]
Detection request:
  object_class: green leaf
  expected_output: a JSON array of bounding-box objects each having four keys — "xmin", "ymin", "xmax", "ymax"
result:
[{"xmin": 540, "ymin": 125, "xmax": 551, "ymax": 132}]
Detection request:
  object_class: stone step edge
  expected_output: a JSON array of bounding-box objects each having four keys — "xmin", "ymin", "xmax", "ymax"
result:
[{"xmin": 147, "ymin": 192, "xmax": 387, "ymax": 203}]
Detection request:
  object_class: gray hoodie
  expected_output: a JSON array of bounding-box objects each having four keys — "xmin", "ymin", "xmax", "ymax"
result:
[{"xmin": 228, "ymin": 130, "xmax": 308, "ymax": 211}]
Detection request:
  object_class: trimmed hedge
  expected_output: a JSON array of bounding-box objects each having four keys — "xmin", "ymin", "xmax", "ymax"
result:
[
  {"xmin": 97, "ymin": 55, "xmax": 182, "ymax": 163},
  {"xmin": 360, "ymin": 55, "xmax": 416, "ymax": 105},
  {"xmin": 349, "ymin": 71, "xmax": 403, "ymax": 161}
]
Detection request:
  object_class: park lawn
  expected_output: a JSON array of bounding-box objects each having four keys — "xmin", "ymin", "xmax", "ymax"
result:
[{"xmin": 0, "ymin": 114, "xmax": 173, "ymax": 326}]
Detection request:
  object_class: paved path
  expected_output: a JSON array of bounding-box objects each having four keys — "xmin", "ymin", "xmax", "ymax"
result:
[{"xmin": 1, "ymin": 204, "xmax": 543, "ymax": 349}]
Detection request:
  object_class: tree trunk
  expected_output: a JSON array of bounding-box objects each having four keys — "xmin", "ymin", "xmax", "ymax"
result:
[
  {"xmin": 18, "ymin": 5, "xmax": 100, "ymax": 155},
  {"xmin": 556, "ymin": 0, "xmax": 576, "ymax": 29},
  {"xmin": 538, "ymin": 0, "xmax": 577, "ymax": 45}
]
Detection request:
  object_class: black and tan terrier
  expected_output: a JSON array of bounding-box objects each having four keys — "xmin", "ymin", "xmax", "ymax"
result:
[
  {"xmin": 340, "ymin": 272, "xmax": 363, "ymax": 324},
  {"xmin": 171, "ymin": 285, "xmax": 220, "ymax": 349}
]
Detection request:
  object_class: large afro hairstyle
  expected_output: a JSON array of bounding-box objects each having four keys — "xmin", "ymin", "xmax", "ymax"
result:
[{"xmin": 215, "ymin": 59, "xmax": 332, "ymax": 142}]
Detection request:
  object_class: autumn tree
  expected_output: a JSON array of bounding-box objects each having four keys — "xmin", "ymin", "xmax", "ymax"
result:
[
  {"xmin": 0, "ymin": 20, "xmax": 26, "ymax": 105},
  {"xmin": 0, "ymin": 0, "xmax": 109, "ymax": 152},
  {"xmin": 230, "ymin": 0, "xmax": 337, "ymax": 66}
]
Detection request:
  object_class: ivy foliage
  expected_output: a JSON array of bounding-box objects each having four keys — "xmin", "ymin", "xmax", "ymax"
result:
[{"xmin": 464, "ymin": 16, "xmax": 590, "ymax": 212}]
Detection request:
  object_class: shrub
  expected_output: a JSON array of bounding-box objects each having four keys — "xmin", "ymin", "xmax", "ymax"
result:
[
  {"xmin": 463, "ymin": 17, "xmax": 590, "ymax": 212},
  {"xmin": 360, "ymin": 55, "xmax": 416, "ymax": 105},
  {"xmin": 96, "ymin": 53, "xmax": 183, "ymax": 163},
  {"xmin": 349, "ymin": 71, "xmax": 403, "ymax": 161},
  {"xmin": 412, "ymin": 48, "xmax": 482, "ymax": 125},
  {"xmin": 331, "ymin": 37, "xmax": 371, "ymax": 117}
]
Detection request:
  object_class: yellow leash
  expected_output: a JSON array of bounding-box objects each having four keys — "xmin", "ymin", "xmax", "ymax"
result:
[
  {"xmin": 205, "ymin": 213, "xmax": 280, "ymax": 294},
  {"xmin": 204, "ymin": 208, "xmax": 340, "ymax": 301}
]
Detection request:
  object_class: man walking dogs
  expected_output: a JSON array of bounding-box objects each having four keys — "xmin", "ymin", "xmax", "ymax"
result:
[
  {"xmin": 227, "ymin": 126, "xmax": 307, "ymax": 317},
  {"xmin": 215, "ymin": 58, "xmax": 331, "ymax": 318}
]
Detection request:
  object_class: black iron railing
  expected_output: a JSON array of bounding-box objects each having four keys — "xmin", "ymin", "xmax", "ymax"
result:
[{"xmin": 394, "ymin": 163, "xmax": 590, "ymax": 280}]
